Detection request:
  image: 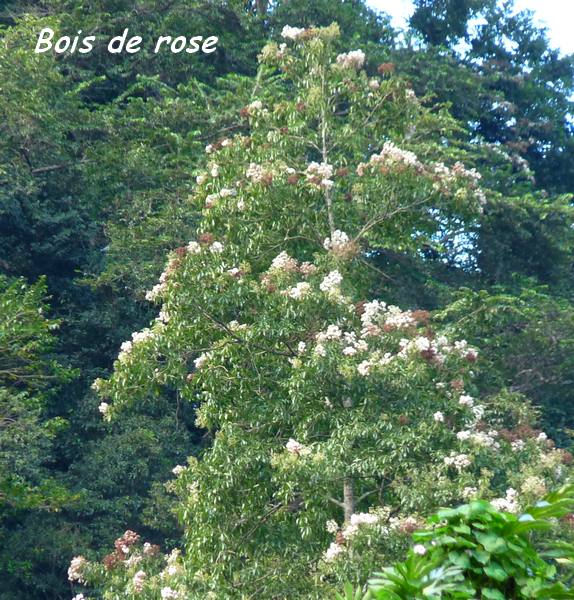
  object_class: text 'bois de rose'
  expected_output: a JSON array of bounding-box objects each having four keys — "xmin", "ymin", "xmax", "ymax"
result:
[{"xmin": 34, "ymin": 27, "xmax": 218, "ymax": 55}]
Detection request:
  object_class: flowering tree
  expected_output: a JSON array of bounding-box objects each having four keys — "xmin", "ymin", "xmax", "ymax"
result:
[{"xmin": 77, "ymin": 25, "xmax": 571, "ymax": 598}]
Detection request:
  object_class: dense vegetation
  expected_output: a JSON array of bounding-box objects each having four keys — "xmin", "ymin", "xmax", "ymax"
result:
[{"xmin": 0, "ymin": 1, "xmax": 573, "ymax": 598}]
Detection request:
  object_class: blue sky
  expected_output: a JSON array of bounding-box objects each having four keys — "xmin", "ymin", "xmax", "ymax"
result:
[{"xmin": 366, "ymin": 0, "xmax": 574, "ymax": 55}]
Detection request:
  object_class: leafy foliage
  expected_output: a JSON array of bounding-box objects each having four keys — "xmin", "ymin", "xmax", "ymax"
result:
[{"xmin": 361, "ymin": 484, "xmax": 574, "ymax": 599}]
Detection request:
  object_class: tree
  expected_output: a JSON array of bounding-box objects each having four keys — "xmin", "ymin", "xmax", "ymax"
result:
[{"xmin": 72, "ymin": 26, "xmax": 571, "ymax": 598}]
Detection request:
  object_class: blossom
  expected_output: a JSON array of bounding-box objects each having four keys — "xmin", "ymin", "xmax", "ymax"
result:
[
  {"xmin": 357, "ymin": 360, "xmax": 371, "ymax": 376},
  {"xmin": 281, "ymin": 25, "xmax": 305, "ymax": 40},
  {"xmin": 187, "ymin": 241, "xmax": 201, "ymax": 254},
  {"xmin": 521, "ymin": 476, "xmax": 547, "ymax": 497},
  {"xmin": 444, "ymin": 453, "xmax": 471, "ymax": 471},
  {"xmin": 68, "ymin": 556, "xmax": 87, "ymax": 583},
  {"xmin": 323, "ymin": 230, "xmax": 350, "ymax": 251},
  {"xmin": 304, "ymin": 162, "xmax": 334, "ymax": 188},
  {"xmin": 270, "ymin": 251, "xmax": 298, "ymax": 272},
  {"xmin": 172, "ymin": 465, "xmax": 185, "ymax": 476},
  {"xmin": 350, "ymin": 512, "xmax": 379, "ymax": 526},
  {"xmin": 210, "ymin": 164, "xmax": 220, "ymax": 177},
  {"xmin": 299, "ymin": 261, "xmax": 317, "ymax": 276},
  {"xmin": 196, "ymin": 174, "xmax": 207, "ymax": 185},
  {"xmin": 316, "ymin": 324, "xmax": 342, "ymax": 343},
  {"xmin": 247, "ymin": 100, "xmax": 263, "ymax": 112},
  {"xmin": 433, "ymin": 411, "xmax": 444, "ymax": 423},
  {"xmin": 314, "ymin": 343, "xmax": 326, "ymax": 357},
  {"xmin": 471, "ymin": 405, "xmax": 485, "ymax": 420},
  {"xmin": 336, "ymin": 49, "xmax": 366, "ymax": 70},
  {"xmin": 297, "ymin": 341, "xmax": 306, "ymax": 354},
  {"xmin": 143, "ymin": 542, "xmax": 159, "ymax": 556},
  {"xmin": 491, "ymin": 488, "xmax": 519, "ymax": 513},
  {"xmin": 324, "ymin": 542, "xmax": 345, "ymax": 562},
  {"xmin": 285, "ymin": 438, "xmax": 309, "ymax": 455},
  {"xmin": 205, "ymin": 193, "xmax": 219, "ymax": 208},
  {"xmin": 462, "ymin": 486, "xmax": 477, "ymax": 500},
  {"xmin": 413, "ymin": 544, "xmax": 426, "ymax": 555},
  {"xmin": 72, "ymin": 595, "xmax": 86, "ymax": 600},
  {"xmin": 512, "ymin": 439, "xmax": 526, "ymax": 452},
  {"xmin": 158, "ymin": 308, "xmax": 170, "ymax": 323},
  {"xmin": 98, "ymin": 402, "xmax": 110, "ymax": 417},
  {"xmin": 246, "ymin": 162, "xmax": 267, "ymax": 183},
  {"xmin": 161, "ymin": 588, "xmax": 179, "ymax": 600},
  {"xmin": 459, "ymin": 394, "xmax": 474, "ymax": 407},
  {"xmin": 413, "ymin": 336, "xmax": 431, "ymax": 352},
  {"xmin": 219, "ymin": 187, "xmax": 237, "ymax": 198},
  {"xmin": 210, "ymin": 241, "xmax": 224, "ymax": 253},
  {"xmin": 145, "ymin": 282, "xmax": 166, "ymax": 302},
  {"xmin": 326, "ymin": 519, "xmax": 339, "ymax": 534},
  {"xmin": 194, "ymin": 352, "xmax": 212, "ymax": 369},
  {"xmin": 358, "ymin": 142, "xmax": 421, "ymax": 175},
  {"xmin": 319, "ymin": 270, "xmax": 343, "ymax": 293},
  {"xmin": 91, "ymin": 378, "xmax": 103, "ymax": 392},
  {"xmin": 133, "ymin": 570, "xmax": 146, "ymax": 592},
  {"xmin": 288, "ymin": 282, "xmax": 311, "ymax": 300}
]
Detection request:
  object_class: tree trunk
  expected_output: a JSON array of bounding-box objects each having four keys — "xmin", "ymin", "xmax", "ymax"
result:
[{"xmin": 343, "ymin": 477, "xmax": 355, "ymax": 522}]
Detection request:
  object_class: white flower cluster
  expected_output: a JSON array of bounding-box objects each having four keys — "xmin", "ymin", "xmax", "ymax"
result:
[
  {"xmin": 323, "ymin": 230, "xmax": 350, "ymax": 251},
  {"xmin": 118, "ymin": 328, "xmax": 155, "ymax": 363},
  {"xmin": 270, "ymin": 251, "xmax": 299, "ymax": 272},
  {"xmin": 432, "ymin": 161, "xmax": 486, "ymax": 206},
  {"xmin": 246, "ymin": 162, "xmax": 271, "ymax": 183},
  {"xmin": 336, "ymin": 49, "xmax": 366, "ymax": 70},
  {"xmin": 305, "ymin": 161, "xmax": 334, "ymax": 189},
  {"xmin": 443, "ymin": 452, "xmax": 471, "ymax": 472},
  {"xmin": 361, "ymin": 300, "xmax": 416, "ymax": 336},
  {"xmin": 521, "ymin": 475, "xmax": 547, "ymax": 497},
  {"xmin": 456, "ymin": 428, "xmax": 499, "ymax": 449},
  {"xmin": 319, "ymin": 270, "xmax": 343, "ymax": 294},
  {"xmin": 313, "ymin": 325, "xmax": 368, "ymax": 360},
  {"xmin": 161, "ymin": 588, "xmax": 180, "ymax": 600},
  {"xmin": 398, "ymin": 335, "xmax": 477, "ymax": 364},
  {"xmin": 433, "ymin": 411, "xmax": 445, "ymax": 422},
  {"xmin": 281, "ymin": 25, "xmax": 305, "ymax": 41},
  {"xmin": 205, "ymin": 187, "xmax": 237, "ymax": 209},
  {"xmin": 68, "ymin": 556, "xmax": 87, "ymax": 583},
  {"xmin": 98, "ymin": 401, "xmax": 110, "ymax": 417},
  {"xmin": 324, "ymin": 541, "xmax": 345, "ymax": 562},
  {"xmin": 491, "ymin": 487, "xmax": 519, "ymax": 513},
  {"xmin": 285, "ymin": 438, "xmax": 311, "ymax": 456},
  {"xmin": 462, "ymin": 486, "xmax": 478, "ymax": 500},
  {"xmin": 194, "ymin": 351, "xmax": 213, "ymax": 370},
  {"xmin": 323, "ymin": 511, "xmax": 385, "ymax": 562},
  {"xmin": 133, "ymin": 570, "xmax": 146, "ymax": 592},
  {"xmin": 288, "ymin": 281, "xmax": 311, "ymax": 300},
  {"xmin": 357, "ymin": 142, "xmax": 421, "ymax": 176},
  {"xmin": 355, "ymin": 351, "xmax": 393, "ymax": 376}
]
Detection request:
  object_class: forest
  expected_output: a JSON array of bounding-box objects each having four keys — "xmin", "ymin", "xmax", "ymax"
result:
[{"xmin": 1, "ymin": 1, "xmax": 574, "ymax": 598}]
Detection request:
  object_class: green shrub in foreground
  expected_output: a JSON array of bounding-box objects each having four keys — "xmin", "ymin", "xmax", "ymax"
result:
[{"xmin": 341, "ymin": 483, "xmax": 574, "ymax": 600}]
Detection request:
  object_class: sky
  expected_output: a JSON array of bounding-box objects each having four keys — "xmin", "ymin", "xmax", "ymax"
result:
[{"xmin": 366, "ymin": 0, "xmax": 574, "ymax": 55}]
